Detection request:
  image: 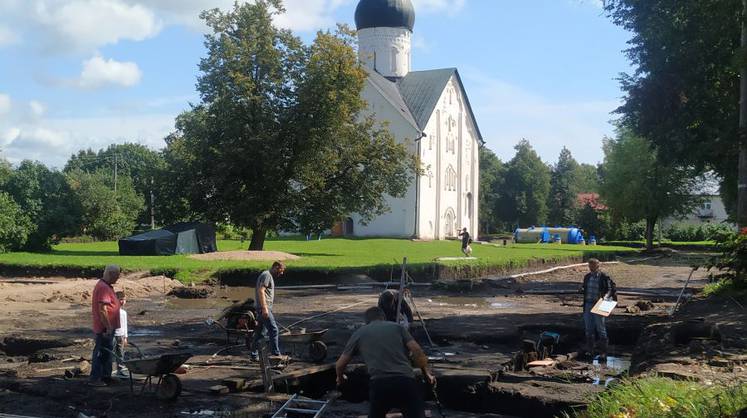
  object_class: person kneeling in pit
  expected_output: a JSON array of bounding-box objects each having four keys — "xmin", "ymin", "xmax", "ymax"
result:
[{"xmin": 336, "ymin": 307, "xmax": 435, "ymax": 418}]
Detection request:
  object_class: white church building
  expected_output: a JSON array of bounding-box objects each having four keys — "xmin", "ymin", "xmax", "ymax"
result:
[{"xmin": 342, "ymin": 0, "xmax": 484, "ymax": 240}]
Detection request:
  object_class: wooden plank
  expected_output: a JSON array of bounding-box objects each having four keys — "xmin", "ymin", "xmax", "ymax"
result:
[
  {"xmin": 209, "ymin": 385, "xmax": 230, "ymax": 395},
  {"xmin": 527, "ymin": 359, "xmax": 556, "ymax": 367},
  {"xmin": 247, "ymin": 363, "xmax": 339, "ymax": 390}
]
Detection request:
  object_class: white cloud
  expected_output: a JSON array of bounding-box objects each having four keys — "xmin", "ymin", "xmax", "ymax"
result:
[
  {"xmin": 29, "ymin": 101, "xmax": 46, "ymax": 118},
  {"xmin": 462, "ymin": 69, "xmax": 619, "ymax": 165},
  {"xmin": 121, "ymin": 0, "xmax": 353, "ymax": 32},
  {"xmin": 32, "ymin": 0, "xmax": 162, "ymax": 52},
  {"xmin": 412, "ymin": 0, "xmax": 466, "ymax": 14},
  {"xmin": 0, "ymin": 25, "xmax": 19, "ymax": 46},
  {"xmin": 0, "ymin": 94, "xmax": 10, "ymax": 115},
  {"xmin": 78, "ymin": 55, "xmax": 142, "ymax": 89},
  {"xmin": 1, "ymin": 114, "xmax": 175, "ymax": 167}
]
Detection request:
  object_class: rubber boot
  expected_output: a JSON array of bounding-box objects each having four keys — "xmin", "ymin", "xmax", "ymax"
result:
[
  {"xmin": 585, "ymin": 335, "xmax": 595, "ymax": 359},
  {"xmin": 598, "ymin": 339, "xmax": 608, "ymax": 362}
]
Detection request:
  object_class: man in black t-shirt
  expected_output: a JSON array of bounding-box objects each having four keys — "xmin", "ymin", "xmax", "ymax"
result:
[{"xmin": 458, "ymin": 228, "xmax": 472, "ymax": 256}]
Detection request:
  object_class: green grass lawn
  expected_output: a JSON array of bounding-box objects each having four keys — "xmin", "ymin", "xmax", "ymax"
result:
[
  {"xmin": 0, "ymin": 238, "xmax": 636, "ymax": 282},
  {"xmin": 571, "ymin": 376, "xmax": 747, "ymax": 418}
]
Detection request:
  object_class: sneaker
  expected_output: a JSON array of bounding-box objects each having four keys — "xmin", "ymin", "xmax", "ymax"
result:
[
  {"xmin": 86, "ymin": 380, "xmax": 107, "ymax": 387},
  {"xmin": 249, "ymin": 352, "xmax": 259, "ymax": 362},
  {"xmin": 115, "ymin": 369, "xmax": 129, "ymax": 378}
]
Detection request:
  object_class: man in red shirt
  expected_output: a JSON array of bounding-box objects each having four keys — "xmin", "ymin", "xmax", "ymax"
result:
[{"xmin": 88, "ymin": 265, "xmax": 121, "ymax": 386}]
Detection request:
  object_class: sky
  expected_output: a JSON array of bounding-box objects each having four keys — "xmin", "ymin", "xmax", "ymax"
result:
[{"xmin": 0, "ymin": 0, "xmax": 633, "ymax": 169}]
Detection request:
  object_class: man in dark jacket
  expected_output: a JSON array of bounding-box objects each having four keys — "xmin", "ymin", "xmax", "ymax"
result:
[{"xmin": 580, "ymin": 258, "xmax": 616, "ymax": 359}]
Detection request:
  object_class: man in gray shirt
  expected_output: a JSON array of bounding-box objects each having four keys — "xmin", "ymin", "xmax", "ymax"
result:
[
  {"xmin": 336, "ymin": 307, "xmax": 435, "ymax": 418},
  {"xmin": 250, "ymin": 261, "xmax": 285, "ymax": 360}
]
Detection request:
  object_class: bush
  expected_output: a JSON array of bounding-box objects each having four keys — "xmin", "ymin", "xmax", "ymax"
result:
[
  {"xmin": 215, "ymin": 223, "xmax": 251, "ymax": 241},
  {"xmin": 705, "ymin": 229, "xmax": 747, "ymax": 291},
  {"xmin": 605, "ymin": 220, "xmax": 647, "ymax": 241},
  {"xmin": 575, "ymin": 377, "xmax": 747, "ymax": 418},
  {"xmin": 0, "ymin": 192, "xmax": 32, "ymax": 252},
  {"xmin": 665, "ymin": 222, "xmax": 734, "ymax": 242}
]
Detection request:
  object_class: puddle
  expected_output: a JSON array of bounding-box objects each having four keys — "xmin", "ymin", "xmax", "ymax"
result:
[
  {"xmin": 130, "ymin": 329, "xmax": 164, "ymax": 337},
  {"xmin": 166, "ymin": 287, "xmax": 253, "ymax": 310},
  {"xmin": 428, "ymin": 296, "xmax": 513, "ymax": 309},
  {"xmin": 591, "ymin": 355, "xmax": 630, "ymax": 386},
  {"xmin": 592, "ymin": 355, "xmax": 631, "ymax": 372}
]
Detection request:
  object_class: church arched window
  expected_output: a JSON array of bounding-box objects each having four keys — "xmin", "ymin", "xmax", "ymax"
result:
[
  {"xmin": 444, "ymin": 165, "xmax": 456, "ymax": 191},
  {"xmin": 391, "ymin": 48, "xmax": 398, "ymax": 73}
]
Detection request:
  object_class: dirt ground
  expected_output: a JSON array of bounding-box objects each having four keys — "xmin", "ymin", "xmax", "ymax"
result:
[{"xmin": 1, "ymin": 252, "xmax": 743, "ymax": 418}]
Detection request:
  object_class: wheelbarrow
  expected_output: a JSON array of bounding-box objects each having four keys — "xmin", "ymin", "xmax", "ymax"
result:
[
  {"xmin": 280, "ymin": 329, "xmax": 328, "ymax": 363},
  {"xmin": 108, "ymin": 344, "xmax": 192, "ymax": 401}
]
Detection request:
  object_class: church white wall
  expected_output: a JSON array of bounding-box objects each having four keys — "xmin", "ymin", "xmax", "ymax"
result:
[
  {"xmin": 358, "ymin": 27, "xmax": 412, "ymax": 79},
  {"xmin": 352, "ymin": 80, "xmax": 421, "ymax": 237},
  {"xmin": 417, "ymin": 76, "xmax": 480, "ymax": 240}
]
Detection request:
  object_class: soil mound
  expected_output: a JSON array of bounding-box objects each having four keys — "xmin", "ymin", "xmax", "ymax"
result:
[
  {"xmin": 189, "ymin": 250, "xmax": 300, "ymax": 261},
  {"xmin": 0, "ymin": 275, "xmax": 183, "ymax": 304},
  {"xmin": 168, "ymin": 286, "xmax": 213, "ymax": 299}
]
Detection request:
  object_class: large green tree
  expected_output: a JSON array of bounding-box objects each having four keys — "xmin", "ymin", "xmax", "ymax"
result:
[
  {"xmin": 66, "ymin": 169, "xmax": 144, "ymax": 240},
  {"xmin": 498, "ymin": 140, "xmax": 551, "ymax": 228},
  {"xmin": 478, "ymin": 147, "xmax": 505, "ymax": 234},
  {"xmin": 574, "ymin": 163, "xmax": 600, "ymax": 194},
  {"xmin": 168, "ymin": 2, "xmax": 415, "ymax": 250},
  {"xmin": 65, "ymin": 143, "xmax": 163, "ymax": 226},
  {"xmin": 548, "ymin": 147, "xmax": 580, "ymax": 226},
  {"xmin": 599, "ymin": 129, "xmax": 701, "ymax": 250},
  {"xmin": 604, "ymin": 0, "xmax": 742, "ymax": 222},
  {"xmin": 2, "ymin": 161, "xmax": 81, "ymax": 250}
]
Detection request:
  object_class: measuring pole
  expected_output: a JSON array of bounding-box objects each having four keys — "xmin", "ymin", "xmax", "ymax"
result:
[{"xmin": 395, "ymin": 257, "xmax": 407, "ymax": 324}]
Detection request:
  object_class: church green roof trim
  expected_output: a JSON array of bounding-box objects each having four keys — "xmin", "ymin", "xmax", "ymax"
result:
[
  {"xmin": 397, "ymin": 68, "xmax": 485, "ymax": 144},
  {"xmin": 355, "ymin": 0, "xmax": 415, "ymax": 32}
]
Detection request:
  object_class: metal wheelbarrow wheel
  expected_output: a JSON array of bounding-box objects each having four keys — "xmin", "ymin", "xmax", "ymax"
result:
[
  {"xmin": 308, "ymin": 341, "xmax": 327, "ymax": 363},
  {"xmin": 157, "ymin": 374, "xmax": 182, "ymax": 401}
]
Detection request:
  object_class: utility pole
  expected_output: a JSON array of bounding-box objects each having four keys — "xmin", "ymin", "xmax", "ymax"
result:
[
  {"xmin": 150, "ymin": 177, "xmax": 156, "ymax": 230},
  {"xmin": 113, "ymin": 153, "xmax": 118, "ymax": 196},
  {"xmin": 740, "ymin": 0, "xmax": 747, "ymax": 229}
]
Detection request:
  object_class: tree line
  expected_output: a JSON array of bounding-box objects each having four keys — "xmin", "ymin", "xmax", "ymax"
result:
[
  {"xmin": 479, "ymin": 129, "xmax": 713, "ymax": 249},
  {"xmin": 0, "ymin": 1, "xmax": 415, "ymax": 253}
]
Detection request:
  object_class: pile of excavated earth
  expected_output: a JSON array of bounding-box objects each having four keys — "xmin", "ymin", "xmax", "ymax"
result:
[{"xmin": 1, "ymin": 252, "xmax": 745, "ymax": 418}]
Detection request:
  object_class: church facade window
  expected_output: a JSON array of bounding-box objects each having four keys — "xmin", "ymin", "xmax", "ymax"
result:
[{"xmin": 444, "ymin": 165, "xmax": 456, "ymax": 191}]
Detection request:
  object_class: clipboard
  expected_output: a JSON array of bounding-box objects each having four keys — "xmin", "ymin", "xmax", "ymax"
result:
[{"xmin": 590, "ymin": 298, "xmax": 617, "ymax": 317}]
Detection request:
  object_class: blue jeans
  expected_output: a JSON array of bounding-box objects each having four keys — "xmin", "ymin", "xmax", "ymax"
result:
[
  {"xmin": 89, "ymin": 333, "xmax": 114, "ymax": 381},
  {"xmin": 252, "ymin": 310, "xmax": 280, "ymax": 356},
  {"xmin": 583, "ymin": 305, "xmax": 608, "ymax": 342}
]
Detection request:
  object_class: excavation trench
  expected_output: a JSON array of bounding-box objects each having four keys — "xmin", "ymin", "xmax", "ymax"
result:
[{"xmin": 262, "ymin": 326, "xmax": 642, "ymax": 418}]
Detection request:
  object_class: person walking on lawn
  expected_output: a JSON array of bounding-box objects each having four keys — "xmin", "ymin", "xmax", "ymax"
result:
[
  {"xmin": 88, "ymin": 264, "xmax": 122, "ymax": 386},
  {"xmin": 580, "ymin": 258, "xmax": 616, "ymax": 360},
  {"xmin": 336, "ymin": 306, "xmax": 436, "ymax": 418},
  {"xmin": 250, "ymin": 261, "xmax": 286, "ymax": 361},
  {"xmin": 458, "ymin": 227, "xmax": 472, "ymax": 257}
]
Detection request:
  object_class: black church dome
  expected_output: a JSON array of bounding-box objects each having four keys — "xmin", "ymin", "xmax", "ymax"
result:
[{"xmin": 354, "ymin": 0, "xmax": 415, "ymax": 32}]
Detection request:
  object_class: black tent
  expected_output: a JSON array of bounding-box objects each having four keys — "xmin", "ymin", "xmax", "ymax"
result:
[{"xmin": 118, "ymin": 222, "xmax": 217, "ymax": 256}]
